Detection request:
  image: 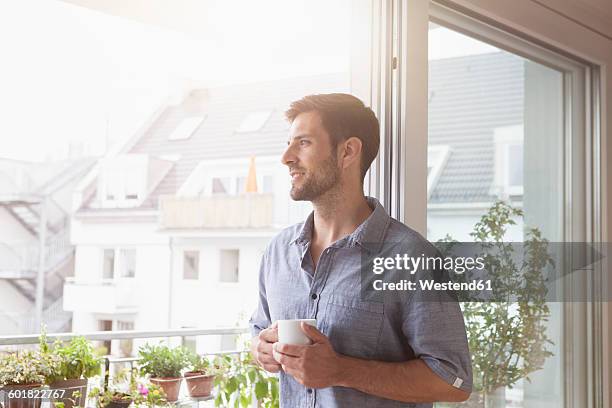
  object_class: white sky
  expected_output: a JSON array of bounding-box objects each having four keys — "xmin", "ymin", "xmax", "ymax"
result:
[{"xmin": 0, "ymin": 1, "xmax": 497, "ymax": 163}]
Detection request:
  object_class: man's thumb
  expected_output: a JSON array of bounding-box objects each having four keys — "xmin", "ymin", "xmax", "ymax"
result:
[{"xmin": 301, "ymin": 322, "xmax": 327, "ymax": 343}]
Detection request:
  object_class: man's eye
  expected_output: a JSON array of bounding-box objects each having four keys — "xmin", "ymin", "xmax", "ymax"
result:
[{"xmin": 300, "ymin": 140, "xmax": 309, "ymax": 146}]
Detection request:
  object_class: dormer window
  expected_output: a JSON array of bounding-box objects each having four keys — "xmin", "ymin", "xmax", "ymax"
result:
[
  {"xmin": 235, "ymin": 111, "xmax": 271, "ymax": 133},
  {"xmin": 168, "ymin": 116, "xmax": 206, "ymax": 141},
  {"xmin": 493, "ymin": 124, "xmax": 524, "ymax": 196},
  {"xmin": 99, "ymin": 155, "xmax": 148, "ymax": 208}
]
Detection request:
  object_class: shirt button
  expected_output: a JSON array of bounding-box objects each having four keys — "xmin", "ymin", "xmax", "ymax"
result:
[
  {"xmin": 311, "ymin": 293, "xmax": 318, "ymax": 300},
  {"xmin": 307, "ymin": 389, "xmax": 313, "ymax": 394}
]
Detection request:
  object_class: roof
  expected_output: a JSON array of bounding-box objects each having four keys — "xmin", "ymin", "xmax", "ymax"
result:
[
  {"xmin": 80, "ymin": 73, "xmax": 349, "ymax": 212},
  {"xmin": 428, "ymin": 51, "xmax": 524, "ymax": 204},
  {"xmin": 79, "ymin": 52, "xmax": 525, "ymax": 212}
]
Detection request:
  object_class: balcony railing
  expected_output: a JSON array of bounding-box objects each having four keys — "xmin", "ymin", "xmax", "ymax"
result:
[
  {"xmin": 159, "ymin": 193, "xmax": 274, "ymax": 229},
  {"xmin": 0, "ymin": 327, "xmax": 251, "ymax": 407},
  {"xmin": 63, "ymin": 278, "xmax": 139, "ymax": 314}
]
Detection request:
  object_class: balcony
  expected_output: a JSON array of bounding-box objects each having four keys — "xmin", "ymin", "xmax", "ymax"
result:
[
  {"xmin": 159, "ymin": 193, "xmax": 274, "ymax": 229},
  {"xmin": 0, "ymin": 327, "xmax": 251, "ymax": 407},
  {"xmin": 63, "ymin": 278, "xmax": 138, "ymax": 314}
]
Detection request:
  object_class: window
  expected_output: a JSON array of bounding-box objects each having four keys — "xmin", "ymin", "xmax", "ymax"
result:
[
  {"xmin": 117, "ymin": 321, "xmax": 134, "ymax": 357},
  {"xmin": 98, "ymin": 320, "xmax": 113, "ymax": 355},
  {"xmin": 493, "ymin": 125, "xmax": 524, "ymax": 197},
  {"xmin": 235, "ymin": 111, "xmax": 271, "ymax": 133},
  {"xmin": 103, "ymin": 249, "xmax": 115, "ymax": 279},
  {"xmin": 219, "ymin": 249, "xmax": 239, "ymax": 283},
  {"xmin": 168, "ymin": 116, "xmax": 205, "ymax": 141},
  {"xmin": 119, "ymin": 249, "xmax": 136, "ymax": 278},
  {"xmin": 124, "ymin": 172, "xmax": 140, "ymax": 201},
  {"xmin": 103, "ymin": 168, "xmax": 123, "ymax": 203},
  {"xmin": 183, "ymin": 251, "xmax": 199, "ymax": 280},
  {"xmin": 99, "ymin": 156, "xmax": 147, "ymax": 208},
  {"xmin": 425, "ymin": 16, "xmax": 576, "ymax": 407}
]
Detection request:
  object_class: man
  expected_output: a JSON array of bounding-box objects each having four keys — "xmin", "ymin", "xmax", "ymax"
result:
[{"xmin": 249, "ymin": 93, "xmax": 472, "ymax": 407}]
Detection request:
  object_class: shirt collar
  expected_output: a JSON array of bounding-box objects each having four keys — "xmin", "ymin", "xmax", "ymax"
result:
[{"xmin": 290, "ymin": 196, "xmax": 391, "ymax": 252}]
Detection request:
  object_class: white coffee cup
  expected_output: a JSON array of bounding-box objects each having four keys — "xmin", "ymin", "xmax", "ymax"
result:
[{"xmin": 277, "ymin": 319, "xmax": 317, "ymax": 345}]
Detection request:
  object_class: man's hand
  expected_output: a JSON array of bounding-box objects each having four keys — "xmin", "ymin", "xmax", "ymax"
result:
[
  {"xmin": 252, "ymin": 322, "xmax": 282, "ymax": 373},
  {"xmin": 273, "ymin": 322, "xmax": 343, "ymax": 389}
]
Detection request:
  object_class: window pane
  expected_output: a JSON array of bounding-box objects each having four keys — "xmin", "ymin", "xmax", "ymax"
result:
[
  {"xmin": 117, "ymin": 321, "xmax": 134, "ymax": 357},
  {"xmin": 219, "ymin": 249, "xmax": 239, "ymax": 283},
  {"xmin": 34, "ymin": 0, "xmax": 372, "ymax": 356},
  {"xmin": 183, "ymin": 251, "xmax": 199, "ymax": 280},
  {"xmin": 235, "ymin": 111, "xmax": 271, "ymax": 133},
  {"xmin": 507, "ymin": 144, "xmax": 523, "ymax": 187},
  {"xmin": 103, "ymin": 249, "xmax": 115, "ymax": 279},
  {"xmin": 428, "ymin": 23, "xmax": 564, "ymax": 407},
  {"xmin": 119, "ymin": 249, "xmax": 136, "ymax": 278}
]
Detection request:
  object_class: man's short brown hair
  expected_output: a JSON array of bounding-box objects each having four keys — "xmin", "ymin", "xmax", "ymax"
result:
[{"xmin": 285, "ymin": 93, "xmax": 380, "ymax": 183}]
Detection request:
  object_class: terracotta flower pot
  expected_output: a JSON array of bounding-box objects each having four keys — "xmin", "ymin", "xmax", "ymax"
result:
[
  {"xmin": 49, "ymin": 378, "xmax": 88, "ymax": 408},
  {"xmin": 0, "ymin": 384, "xmax": 43, "ymax": 408},
  {"xmin": 150, "ymin": 377, "xmax": 182, "ymax": 402},
  {"xmin": 184, "ymin": 371, "xmax": 215, "ymax": 398}
]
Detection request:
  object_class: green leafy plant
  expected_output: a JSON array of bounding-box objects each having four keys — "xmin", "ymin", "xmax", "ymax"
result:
[
  {"xmin": 0, "ymin": 350, "xmax": 58, "ymax": 386},
  {"xmin": 89, "ymin": 368, "xmax": 169, "ymax": 407},
  {"xmin": 186, "ymin": 351, "xmax": 224, "ymax": 375},
  {"xmin": 51, "ymin": 390, "xmax": 82, "ymax": 408},
  {"xmin": 213, "ymin": 352, "xmax": 279, "ymax": 408},
  {"xmin": 439, "ymin": 201, "xmax": 554, "ymax": 405},
  {"xmin": 40, "ymin": 335, "xmax": 102, "ymax": 383},
  {"xmin": 137, "ymin": 344, "xmax": 189, "ymax": 378}
]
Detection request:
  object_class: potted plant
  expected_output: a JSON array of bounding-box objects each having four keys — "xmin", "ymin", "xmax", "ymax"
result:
[
  {"xmin": 213, "ymin": 352, "xmax": 278, "ymax": 408},
  {"xmin": 90, "ymin": 368, "xmax": 168, "ymax": 408},
  {"xmin": 0, "ymin": 350, "xmax": 57, "ymax": 408},
  {"xmin": 137, "ymin": 344, "xmax": 188, "ymax": 402},
  {"xmin": 437, "ymin": 201, "xmax": 554, "ymax": 408},
  {"xmin": 184, "ymin": 352, "xmax": 224, "ymax": 398},
  {"xmin": 42, "ymin": 335, "xmax": 102, "ymax": 408}
]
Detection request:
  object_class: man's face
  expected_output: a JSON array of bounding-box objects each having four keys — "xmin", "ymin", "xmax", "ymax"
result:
[{"xmin": 281, "ymin": 111, "xmax": 341, "ymax": 201}]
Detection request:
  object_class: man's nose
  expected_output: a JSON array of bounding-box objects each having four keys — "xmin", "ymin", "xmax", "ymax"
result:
[{"xmin": 281, "ymin": 144, "xmax": 296, "ymax": 166}]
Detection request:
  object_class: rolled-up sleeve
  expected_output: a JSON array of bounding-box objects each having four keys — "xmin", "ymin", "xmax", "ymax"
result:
[
  {"xmin": 401, "ymin": 287, "xmax": 473, "ymax": 393},
  {"xmin": 249, "ymin": 250, "xmax": 271, "ymax": 338}
]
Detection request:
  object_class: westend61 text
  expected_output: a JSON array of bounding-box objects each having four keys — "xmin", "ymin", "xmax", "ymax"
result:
[{"xmin": 372, "ymin": 279, "xmax": 493, "ymax": 291}]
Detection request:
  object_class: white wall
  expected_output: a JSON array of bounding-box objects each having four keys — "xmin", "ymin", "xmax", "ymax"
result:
[
  {"xmin": 69, "ymin": 219, "xmax": 171, "ymax": 343},
  {"xmin": 170, "ymin": 236, "xmax": 268, "ymax": 353}
]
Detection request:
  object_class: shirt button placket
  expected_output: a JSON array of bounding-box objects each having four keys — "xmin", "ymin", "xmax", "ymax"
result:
[{"xmin": 308, "ymin": 388, "xmax": 315, "ymax": 407}]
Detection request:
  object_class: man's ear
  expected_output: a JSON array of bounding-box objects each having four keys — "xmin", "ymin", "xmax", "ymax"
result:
[{"xmin": 340, "ymin": 137, "xmax": 363, "ymax": 170}]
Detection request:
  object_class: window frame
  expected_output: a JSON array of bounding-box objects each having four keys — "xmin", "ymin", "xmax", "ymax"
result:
[{"xmin": 367, "ymin": 1, "xmax": 604, "ymax": 407}]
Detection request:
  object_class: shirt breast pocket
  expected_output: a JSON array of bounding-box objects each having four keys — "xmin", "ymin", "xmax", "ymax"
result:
[{"xmin": 321, "ymin": 294, "xmax": 384, "ymax": 359}]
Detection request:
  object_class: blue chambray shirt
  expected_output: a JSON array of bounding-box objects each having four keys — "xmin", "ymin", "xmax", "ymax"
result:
[{"xmin": 250, "ymin": 197, "xmax": 472, "ymax": 408}]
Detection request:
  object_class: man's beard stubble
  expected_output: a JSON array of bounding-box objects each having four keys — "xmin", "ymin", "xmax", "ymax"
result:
[{"xmin": 290, "ymin": 153, "xmax": 340, "ymax": 201}]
